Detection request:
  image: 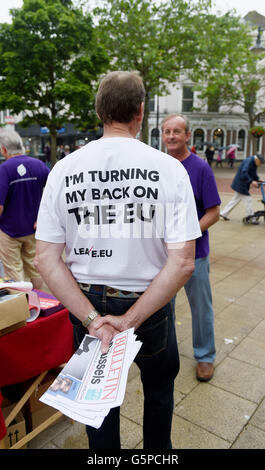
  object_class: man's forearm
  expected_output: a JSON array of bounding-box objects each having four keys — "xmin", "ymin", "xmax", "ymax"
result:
[{"xmin": 200, "ymin": 206, "xmax": 220, "ymax": 233}]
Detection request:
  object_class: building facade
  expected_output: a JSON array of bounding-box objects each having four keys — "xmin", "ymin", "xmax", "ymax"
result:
[
  {"xmin": 148, "ymin": 80, "xmax": 265, "ymax": 159},
  {"xmin": 1, "ymin": 80, "xmax": 265, "ymax": 163}
]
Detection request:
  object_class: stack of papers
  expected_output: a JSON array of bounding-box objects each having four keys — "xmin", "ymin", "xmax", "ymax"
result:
[
  {"xmin": 33, "ymin": 289, "xmax": 63, "ymax": 316},
  {"xmin": 40, "ymin": 328, "xmax": 142, "ymax": 429}
]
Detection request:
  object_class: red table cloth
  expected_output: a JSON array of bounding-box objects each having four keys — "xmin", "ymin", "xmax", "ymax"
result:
[
  {"xmin": 0, "ymin": 308, "xmax": 74, "ymax": 388},
  {"xmin": 0, "ymin": 391, "xmax": 6, "ymax": 441}
]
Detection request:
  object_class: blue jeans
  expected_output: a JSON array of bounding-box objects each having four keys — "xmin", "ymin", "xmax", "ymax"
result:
[
  {"xmin": 69, "ymin": 287, "xmax": 179, "ymax": 450},
  {"xmin": 184, "ymin": 256, "xmax": 216, "ymax": 363}
]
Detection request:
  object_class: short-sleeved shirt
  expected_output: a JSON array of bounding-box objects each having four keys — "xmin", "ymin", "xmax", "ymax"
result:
[
  {"xmin": 181, "ymin": 153, "xmax": 221, "ymax": 259},
  {"xmin": 0, "ymin": 155, "xmax": 50, "ymax": 237},
  {"xmin": 36, "ymin": 138, "xmax": 201, "ymax": 291}
]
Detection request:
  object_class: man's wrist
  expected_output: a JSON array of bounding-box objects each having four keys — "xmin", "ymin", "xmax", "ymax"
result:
[{"xmin": 82, "ymin": 309, "xmax": 99, "ymax": 328}]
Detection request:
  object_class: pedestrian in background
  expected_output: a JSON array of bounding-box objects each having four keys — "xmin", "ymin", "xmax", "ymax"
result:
[
  {"xmin": 205, "ymin": 145, "xmax": 215, "ymax": 167},
  {"xmin": 220, "ymin": 154, "xmax": 265, "ymax": 222},
  {"xmin": 0, "ymin": 129, "xmax": 49, "ymax": 287},
  {"xmin": 216, "ymin": 148, "xmax": 223, "ymax": 168},
  {"xmin": 227, "ymin": 147, "xmax": 236, "ymax": 168}
]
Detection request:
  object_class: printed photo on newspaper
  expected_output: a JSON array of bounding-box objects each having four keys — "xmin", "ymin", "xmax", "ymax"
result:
[{"xmin": 40, "ymin": 328, "xmax": 142, "ymax": 428}]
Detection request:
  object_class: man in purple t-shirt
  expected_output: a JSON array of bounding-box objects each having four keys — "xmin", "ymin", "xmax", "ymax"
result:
[
  {"xmin": 162, "ymin": 114, "xmax": 221, "ymax": 381},
  {"xmin": 0, "ymin": 129, "xmax": 49, "ymax": 287}
]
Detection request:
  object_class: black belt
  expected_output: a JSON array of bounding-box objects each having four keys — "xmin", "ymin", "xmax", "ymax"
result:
[{"xmin": 79, "ymin": 283, "xmax": 144, "ymax": 298}]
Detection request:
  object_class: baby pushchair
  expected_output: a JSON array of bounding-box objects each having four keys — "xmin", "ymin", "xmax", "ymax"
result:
[{"xmin": 243, "ymin": 182, "xmax": 265, "ymax": 225}]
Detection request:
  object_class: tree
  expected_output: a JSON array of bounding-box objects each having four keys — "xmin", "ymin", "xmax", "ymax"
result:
[
  {"xmin": 191, "ymin": 11, "xmax": 265, "ymax": 153},
  {"xmin": 93, "ymin": 0, "xmax": 212, "ymax": 143},
  {"xmin": 0, "ymin": 0, "xmax": 109, "ymax": 166}
]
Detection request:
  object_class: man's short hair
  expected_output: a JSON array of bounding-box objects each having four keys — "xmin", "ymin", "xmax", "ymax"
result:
[
  {"xmin": 0, "ymin": 129, "xmax": 25, "ymax": 155},
  {"xmin": 161, "ymin": 114, "xmax": 190, "ymax": 134},
  {"xmin": 96, "ymin": 71, "xmax": 145, "ymax": 124}
]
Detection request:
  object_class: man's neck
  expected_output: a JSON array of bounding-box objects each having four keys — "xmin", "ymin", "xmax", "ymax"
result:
[
  {"xmin": 168, "ymin": 148, "xmax": 191, "ymax": 162},
  {"xmin": 102, "ymin": 121, "xmax": 137, "ymax": 139}
]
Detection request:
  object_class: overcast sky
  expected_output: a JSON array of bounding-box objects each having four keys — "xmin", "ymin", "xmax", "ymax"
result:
[{"xmin": 1, "ymin": 0, "xmax": 265, "ymax": 23}]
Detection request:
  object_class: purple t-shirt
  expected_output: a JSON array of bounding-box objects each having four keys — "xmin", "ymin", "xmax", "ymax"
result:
[
  {"xmin": 0, "ymin": 155, "xmax": 49, "ymax": 237},
  {"xmin": 181, "ymin": 153, "xmax": 221, "ymax": 259}
]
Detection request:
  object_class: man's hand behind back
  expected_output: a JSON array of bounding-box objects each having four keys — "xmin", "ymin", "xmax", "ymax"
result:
[{"xmin": 89, "ymin": 321, "xmax": 120, "ymax": 354}]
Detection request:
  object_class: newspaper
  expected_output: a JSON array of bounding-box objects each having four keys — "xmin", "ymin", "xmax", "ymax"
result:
[{"xmin": 40, "ymin": 328, "xmax": 142, "ymax": 428}]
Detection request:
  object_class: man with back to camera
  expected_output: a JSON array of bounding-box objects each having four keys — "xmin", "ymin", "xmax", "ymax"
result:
[
  {"xmin": 34, "ymin": 71, "xmax": 201, "ymax": 449},
  {"xmin": 162, "ymin": 114, "xmax": 221, "ymax": 382},
  {"xmin": 0, "ymin": 129, "xmax": 49, "ymax": 287},
  {"xmin": 220, "ymin": 153, "xmax": 265, "ymax": 223}
]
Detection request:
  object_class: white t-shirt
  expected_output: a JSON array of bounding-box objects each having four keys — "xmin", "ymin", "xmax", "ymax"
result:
[{"xmin": 36, "ymin": 137, "xmax": 201, "ymax": 291}]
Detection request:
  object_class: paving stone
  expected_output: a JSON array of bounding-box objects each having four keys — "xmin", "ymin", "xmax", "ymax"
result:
[
  {"xmin": 27, "ymin": 417, "xmax": 71, "ymax": 449},
  {"xmin": 249, "ymin": 398, "xmax": 265, "ymax": 431},
  {"xmin": 51, "ymin": 421, "xmax": 88, "ymax": 449},
  {"xmin": 214, "ymin": 304, "xmax": 262, "ymax": 340},
  {"xmin": 211, "ymin": 357, "xmax": 265, "ymax": 403},
  {"xmin": 175, "ymin": 316, "xmax": 192, "ymax": 343},
  {"xmin": 127, "ymin": 362, "xmax": 140, "ymax": 382},
  {"xmin": 232, "ymin": 425, "xmax": 265, "ymax": 449},
  {"xmin": 230, "ymin": 337, "xmax": 265, "ymax": 370},
  {"xmin": 120, "ymin": 416, "xmax": 142, "ymax": 449},
  {"xmin": 175, "ymin": 384, "xmax": 256, "ymax": 443},
  {"xmin": 171, "ymin": 415, "xmax": 230, "ymax": 449},
  {"xmin": 213, "ymin": 336, "xmax": 237, "ymax": 365},
  {"xmin": 174, "ymin": 356, "xmax": 198, "ymax": 395},
  {"xmin": 235, "ymin": 290, "xmax": 265, "ymax": 315},
  {"xmin": 249, "ymin": 320, "xmax": 265, "ymax": 342},
  {"xmin": 120, "ymin": 375, "xmax": 143, "ymax": 425}
]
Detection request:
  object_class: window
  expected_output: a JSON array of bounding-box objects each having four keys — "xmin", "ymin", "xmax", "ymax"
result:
[
  {"xmin": 213, "ymin": 128, "xmax": 224, "ymax": 147},
  {"xmin": 151, "ymin": 128, "xmax": 160, "ymax": 149},
  {"xmin": 238, "ymin": 129, "xmax": 245, "ymax": 151},
  {"xmin": 149, "ymin": 96, "xmax": 155, "ymax": 112},
  {"xmin": 193, "ymin": 128, "xmax": 205, "ymax": 150},
  {"xmin": 182, "ymin": 86, "xmax": 194, "ymax": 112}
]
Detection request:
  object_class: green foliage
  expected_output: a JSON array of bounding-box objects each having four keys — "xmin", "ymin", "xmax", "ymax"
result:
[
  {"xmin": 93, "ymin": 0, "xmax": 212, "ymax": 142},
  {"xmin": 0, "ymin": 0, "xmax": 109, "ymax": 164},
  {"xmin": 192, "ymin": 11, "xmax": 265, "ymax": 127}
]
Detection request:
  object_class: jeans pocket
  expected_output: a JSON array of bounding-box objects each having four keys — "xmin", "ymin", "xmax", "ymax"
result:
[{"xmin": 136, "ymin": 315, "xmax": 168, "ymax": 358}]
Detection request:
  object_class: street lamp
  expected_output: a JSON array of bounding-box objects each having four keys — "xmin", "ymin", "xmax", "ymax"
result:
[
  {"xmin": 250, "ymin": 25, "xmax": 265, "ymax": 53},
  {"xmin": 155, "ymin": 94, "xmax": 160, "ymax": 149},
  {"xmin": 249, "ymin": 25, "xmax": 265, "ymax": 155}
]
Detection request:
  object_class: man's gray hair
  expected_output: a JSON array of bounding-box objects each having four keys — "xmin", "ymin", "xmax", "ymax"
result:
[
  {"xmin": 0, "ymin": 129, "xmax": 25, "ymax": 155},
  {"xmin": 161, "ymin": 114, "xmax": 190, "ymax": 133}
]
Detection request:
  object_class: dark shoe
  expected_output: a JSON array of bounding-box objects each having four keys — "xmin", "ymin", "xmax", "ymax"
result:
[
  {"xmin": 196, "ymin": 362, "xmax": 214, "ymax": 382},
  {"xmin": 220, "ymin": 214, "xmax": 230, "ymax": 221}
]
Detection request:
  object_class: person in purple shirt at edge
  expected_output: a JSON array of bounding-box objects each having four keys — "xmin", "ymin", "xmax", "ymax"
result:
[
  {"xmin": 162, "ymin": 114, "xmax": 221, "ymax": 381},
  {"xmin": 0, "ymin": 129, "xmax": 49, "ymax": 288}
]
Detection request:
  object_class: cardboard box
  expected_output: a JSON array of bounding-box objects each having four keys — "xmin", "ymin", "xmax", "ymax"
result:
[
  {"xmin": 0, "ymin": 289, "xmax": 29, "ymax": 336},
  {"xmin": 27, "ymin": 369, "xmax": 61, "ymax": 413},
  {"xmin": 31, "ymin": 405, "xmax": 64, "ymax": 429},
  {"xmin": 2, "ymin": 404, "xmax": 26, "ymax": 449},
  {"xmin": 18, "ymin": 369, "xmax": 64, "ymax": 431}
]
